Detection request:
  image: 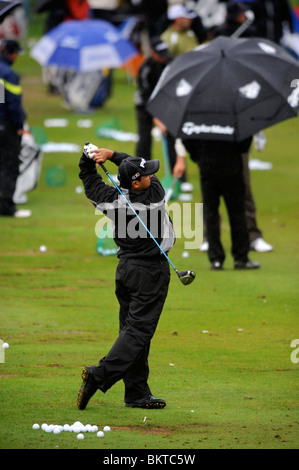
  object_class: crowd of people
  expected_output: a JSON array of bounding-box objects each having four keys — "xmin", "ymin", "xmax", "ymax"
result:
[
  {"xmin": 0, "ymin": 0, "xmax": 295, "ymax": 412},
  {"xmin": 1, "ymin": 0, "xmax": 295, "ymax": 262}
]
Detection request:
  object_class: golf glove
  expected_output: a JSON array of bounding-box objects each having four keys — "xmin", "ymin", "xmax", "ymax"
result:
[{"xmin": 83, "ymin": 142, "xmax": 98, "ymax": 159}]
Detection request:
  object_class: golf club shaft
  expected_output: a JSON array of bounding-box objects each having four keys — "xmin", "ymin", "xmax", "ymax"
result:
[{"xmin": 99, "ymin": 162, "xmax": 178, "ymax": 273}]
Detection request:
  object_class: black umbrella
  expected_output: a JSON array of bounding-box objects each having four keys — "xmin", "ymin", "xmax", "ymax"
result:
[
  {"xmin": 147, "ymin": 36, "xmax": 299, "ymax": 142},
  {"xmin": 0, "ymin": 0, "xmax": 22, "ymax": 24}
]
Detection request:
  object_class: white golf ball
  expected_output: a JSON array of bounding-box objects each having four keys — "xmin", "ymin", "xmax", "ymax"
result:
[
  {"xmin": 97, "ymin": 431, "xmax": 104, "ymax": 438},
  {"xmin": 73, "ymin": 426, "xmax": 81, "ymax": 433},
  {"xmin": 63, "ymin": 424, "xmax": 70, "ymax": 431},
  {"xmin": 32, "ymin": 423, "xmax": 40, "ymax": 430},
  {"xmin": 77, "ymin": 433, "xmax": 84, "ymax": 440},
  {"xmin": 92, "ymin": 425, "xmax": 98, "ymax": 433},
  {"xmin": 39, "ymin": 245, "xmax": 47, "ymax": 252},
  {"xmin": 73, "ymin": 421, "xmax": 83, "ymax": 428},
  {"xmin": 53, "ymin": 427, "xmax": 61, "ymax": 434},
  {"xmin": 178, "ymin": 193, "xmax": 193, "ymax": 202},
  {"xmin": 182, "ymin": 251, "xmax": 189, "ymax": 258},
  {"xmin": 2, "ymin": 342, "xmax": 9, "ymax": 349},
  {"xmin": 41, "ymin": 423, "xmax": 48, "ymax": 431},
  {"xmin": 103, "ymin": 426, "xmax": 111, "ymax": 432}
]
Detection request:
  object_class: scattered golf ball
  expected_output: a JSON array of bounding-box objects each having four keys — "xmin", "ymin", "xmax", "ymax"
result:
[
  {"xmin": 182, "ymin": 251, "xmax": 189, "ymax": 258},
  {"xmin": 178, "ymin": 193, "xmax": 193, "ymax": 202},
  {"xmin": 103, "ymin": 426, "xmax": 111, "ymax": 432},
  {"xmin": 97, "ymin": 431, "xmax": 104, "ymax": 438},
  {"xmin": 77, "ymin": 433, "xmax": 84, "ymax": 440},
  {"xmin": 39, "ymin": 245, "xmax": 47, "ymax": 252},
  {"xmin": 32, "ymin": 423, "xmax": 40, "ymax": 430},
  {"xmin": 53, "ymin": 427, "xmax": 61, "ymax": 434},
  {"xmin": 75, "ymin": 185, "xmax": 83, "ymax": 194},
  {"xmin": 2, "ymin": 342, "xmax": 9, "ymax": 349}
]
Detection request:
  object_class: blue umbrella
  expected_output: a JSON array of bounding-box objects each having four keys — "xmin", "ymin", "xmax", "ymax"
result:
[{"xmin": 30, "ymin": 19, "xmax": 138, "ymax": 72}]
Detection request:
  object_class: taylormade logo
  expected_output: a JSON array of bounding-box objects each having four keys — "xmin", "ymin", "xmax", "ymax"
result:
[{"xmin": 182, "ymin": 122, "xmax": 235, "ymax": 136}]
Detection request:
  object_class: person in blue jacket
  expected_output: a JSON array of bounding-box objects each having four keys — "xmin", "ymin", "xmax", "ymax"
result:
[{"xmin": 0, "ymin": 39, "xmax": 31, "ymax": 218}]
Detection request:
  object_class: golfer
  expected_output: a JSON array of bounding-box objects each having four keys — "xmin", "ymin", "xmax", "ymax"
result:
[{"xmin": 77, "ymin": 144, "xmax": 175, "ymax": 409}]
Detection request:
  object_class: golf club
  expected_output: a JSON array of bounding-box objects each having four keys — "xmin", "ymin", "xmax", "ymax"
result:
[{"xmin": 84, "ymin": 143, "xmax": 196, "ymax": 285}]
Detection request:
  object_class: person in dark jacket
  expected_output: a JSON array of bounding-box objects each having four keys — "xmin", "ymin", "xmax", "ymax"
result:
[
  {"xmin": 77, "ymin": 143, "xmax": 174, "ymax": 409},
  {"xmin": 0, "ymin": 39, "xmax": 31, "ymax": 218},
  {"xmin": 210, "ymin": 1, "xmax": 258, "ymax": 38},
  {"xmin": 251, "ymin": 0, "xmax": 293, "ymax": 44},
  {"xmin": 135, "ymin": 36, "xmax": 173, "ymax": 161},
  {"xmin": 182, "ymin": 137, "xmax": 260, "ymax": 270}
]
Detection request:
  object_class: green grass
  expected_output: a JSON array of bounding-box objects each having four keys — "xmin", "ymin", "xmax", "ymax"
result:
[{"xmin": 0, "ymin": 13, "xmax": 299, "ymax": 452}]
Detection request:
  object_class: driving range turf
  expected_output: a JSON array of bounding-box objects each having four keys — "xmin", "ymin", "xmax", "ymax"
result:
[{"xmin": 0, "ymin": 16, "xmax": 299, "ymax": 451}]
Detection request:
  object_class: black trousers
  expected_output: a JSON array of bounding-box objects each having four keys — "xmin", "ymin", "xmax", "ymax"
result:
[
  {"xmin": 0, "ymin": 124, "xmax": 21, "ymax": 215},
  {"xmin": 200, "ymin": 170, "xmax": 250, "ymax": 264},
  {"xmin": 92, "ymin": 256, "xmax": 170, "ymax": 403}
]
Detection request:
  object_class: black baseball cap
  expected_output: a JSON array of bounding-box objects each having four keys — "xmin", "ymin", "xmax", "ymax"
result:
[
  {"xmin": 151, "ymin": 37, "xmax": 172, "ymax": 59},
  {"xmin": 0, "ymin": 39, "xmax": 24, "ymax": 55},
  {"xmin": 118, "ymin": 157, "xmax": 160, "ymax": 189}
]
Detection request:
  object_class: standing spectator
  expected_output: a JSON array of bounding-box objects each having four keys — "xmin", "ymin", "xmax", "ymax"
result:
[
  {"xmin": 0, "ymin": 39, "xmax": 31, "ymax": 218},
  {"xmin": 42, "ymin": 0, "xmax": 89, "ymax": 33},
  {"xmin": 177, "ymin": 137, "xmax": 261, "ymax": 270},
  {"xmin": 161, "ymin": 4, "xmax": 201, "ymax": 57},
  {"xmin": 127, "ymin": 0, "xmax": 169, "ymax": 40},
  {"xmin": 251, "ymin": 0, "xmax": 293, "ymax": 44},
  {"xmin": 198, "ymin": 138, "xmax": 273, "ymax": 254},
  {"xmin": 135, "ymin": 37, "xmax": 173, "ymax": 160}
]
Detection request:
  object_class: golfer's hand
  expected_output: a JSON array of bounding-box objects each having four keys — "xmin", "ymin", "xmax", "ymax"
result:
[
  {"xmin": 91, "ymin": 148, "xmax": 114, "ymax": 166},
  {"xmin": 153, "ymin": 117, "xmax": 167, "ymax": 135},
  {"xmin": 83, "ymin": 143, "xmax": 113, "ymax": 164},
  {"xmin": 173, "ymin": 156, "xmax": 186, "ymax": 179}
]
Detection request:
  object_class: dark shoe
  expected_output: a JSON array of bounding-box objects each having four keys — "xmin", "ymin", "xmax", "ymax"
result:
[
  {"xmin": 126, "ymin": 394, "xmax": 166, "ymax": 409},
  {"xmin": 77, "ymin": 366, "xmax": 98, "ymax": 410},
  {"xmin": 234, "ymin": 259, "xmax": 260, "ymax": 270},
  {"xmin": 210, "ymin": 260, "xmax": 223, "ymax": 270}
]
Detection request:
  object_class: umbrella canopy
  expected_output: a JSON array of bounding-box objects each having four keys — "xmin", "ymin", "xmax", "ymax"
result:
[
  {"xmin": 0, "ymin": 0, "xmax": 22, "ymax": 24},
  {"xmin": 147, "ymin": 36, "xmax": 299, "ymax": 142},
  {"xmin": 30, "ymin": 19, "xmax": 138, "ymax": 72}
]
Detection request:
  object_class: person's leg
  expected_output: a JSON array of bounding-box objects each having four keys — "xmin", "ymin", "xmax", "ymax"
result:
[
  {"xmin": 0, "ymin": 126, "xmax": 21, "ymax": 215},
  {"xmin": 77, "ymin": 258, "xmax": 170, "ymax": 409},
  {"xmin": 200, "ymin": 173, "xmax": 225, "ymax": 266},
  {"xmin": 222, "ymin": 173, "xmax": 249, "ymax": 263},
  {"xmin": 242, "ymin": 152, "xmax": 262, "ymax": 242}
]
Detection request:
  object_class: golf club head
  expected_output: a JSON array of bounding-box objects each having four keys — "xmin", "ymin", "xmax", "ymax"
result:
[{"xmin": 177, "ymin": 270, "xmax": 196, "ymax": 285}]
